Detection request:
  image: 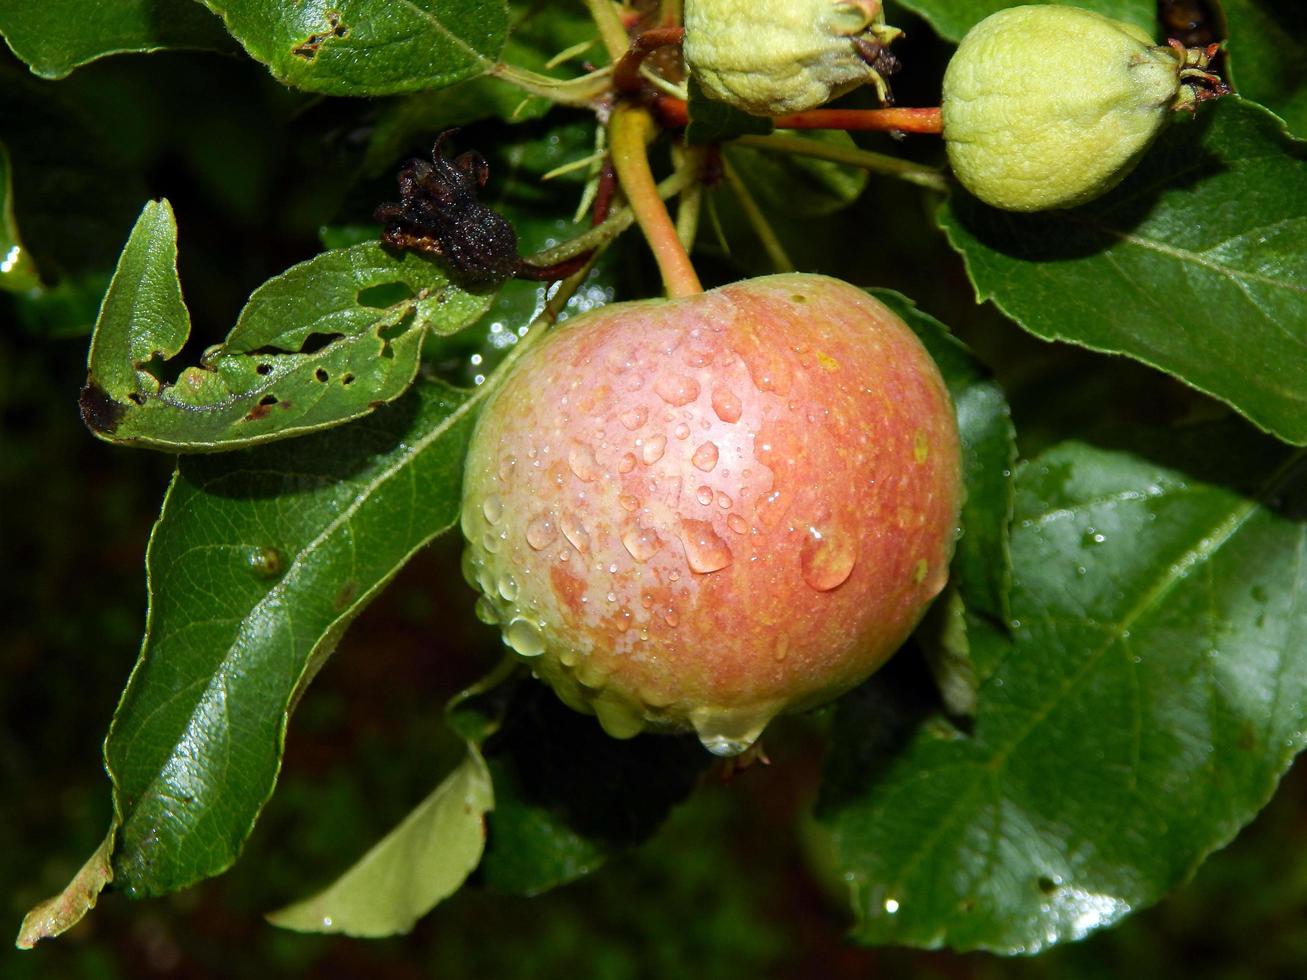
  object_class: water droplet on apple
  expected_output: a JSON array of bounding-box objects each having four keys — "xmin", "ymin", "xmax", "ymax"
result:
[
  {"xmin": 482, "ymin": 494, "xmax": 504, "ymax": 524},
  {"xmin": 560, "ymin": 513, "xmax": 590, "ymax": 554},
  {"xmin": 620, "ymin": 406, "xmax": 647, "ymax": 430},
  {"xmin": 618, "ymin": 452, "xmax": 637, "ymax": 473},
  {"xmin": 692, "ymin": 441, "xmax": 719, "ymax": 472},
  {"xmin": 679, "ymin": 519, "xmax": 733, "ymax": 573},
  {"xmin": 568, "ymin": 443, "xmax": 600, "ymax": 482},
  {"xmin": 726, "ymin": 513, "xmax": 748, "ymax": 535},
  {"xmin": 642, "ymin": 434, "xmax": 667, "ymax": 464},
  {"xmin": 475, "ymin": 595, "xmax": 499, "ymax": 625},
  {"xmin": 505, "ymin": 618, "xmax": 545, "ymax": 657},
  {"xmin": 800, "ymin": 524, "xmax": 857, "ymax": 591},
  {"xmin": 654, "ymin": 374, "xmax": 700, "ymax": 406},
  {"xmin": 711, "ymin": 386, "xmax": 742, "ymax": 423},
  {"xmin": 696, "ymin": 485, "xmax": 713, "ymax": 505},
  {"xmin": 622, "ymin": 526, "xmax": 661, "ymax": 562},
  {"xmin": 526, "ymin": 514, "xmax": 557, "ymax": 550}
]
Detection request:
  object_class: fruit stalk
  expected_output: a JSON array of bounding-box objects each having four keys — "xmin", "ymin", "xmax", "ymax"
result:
[
  {"xmin": 652, "ymin": 96, "xmax": 942, "ymax": 133},
  {"xmin": 609, "ymin": 103, "xmax": 704, "ymax": 298}
]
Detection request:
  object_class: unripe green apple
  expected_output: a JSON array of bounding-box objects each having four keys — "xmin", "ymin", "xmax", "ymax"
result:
[
  {"xmin": 942, "ymin": 5, "xmax": 1190, "ymax": 211},
  {"xmin": 684, "ymin": 0, "xmax": 901, "ymax": 114},
  {"xmin": 460, "ymin": 274, "xmax": 961, "ymax": 755}
]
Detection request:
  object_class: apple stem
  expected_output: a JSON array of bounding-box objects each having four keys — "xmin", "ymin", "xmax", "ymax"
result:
[
  {"xmin": 610, "ymin": 103, "xmax": 704, "ymax": 298},
  {"xmin": 613, "ymin": 26, "xmax": 685, "ymax": 94},
  {"xmin": 520, "ymin": 167, "xmax": 695, "ymax": 271},
  {"xmin": 721, "ymin": 156, "xmax": 794, "ymax": 274},
  {"xmin": 733, "ymin": 134, "xmax": 949, "ymax": 192},
  {"xmin": 653, "ymin": 96, "xmax": 944, "ymax": 135},
  {"xmin": 583, "ymin": 0, "xmax": 630, "ymax": 62},
  {"xmin": 671, "ymin": 143, "xmax": 705, "ymax": 249}
]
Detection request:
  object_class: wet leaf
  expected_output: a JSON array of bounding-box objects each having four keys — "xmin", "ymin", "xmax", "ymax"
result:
[
  {"xmin": 199, "ymin": 0, "xmax": 509, "ymax": 96},
  {"xmin": 820, "ymin": 425, "xmax": 1307, "ymax": 953},
  {"xmin": 81, "ymin": 201, "xmax": 491, "ymax": 452},
  {"xmin": 0, "ymin": 0, "xmax": 231, "ymax": 79},
  {"xmin": 104, "ymin": 378, "xmax": 480, "ymax": 897},
  {"xmin": 940, "ymin": 98, "xmax": 1307, "ymax": 446}
]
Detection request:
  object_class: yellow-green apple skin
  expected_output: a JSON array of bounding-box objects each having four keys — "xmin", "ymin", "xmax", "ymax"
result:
[
  {"xmin": 460, "ymin": 274, "xmax": 962, "ymax": 755},
  {"xmin": 942, "ymin": 5, "xmax": 1183, "ymax": 211},
  {"xmin": 684, "ymin": 0, "xmax": 888, "ymax": 114}
]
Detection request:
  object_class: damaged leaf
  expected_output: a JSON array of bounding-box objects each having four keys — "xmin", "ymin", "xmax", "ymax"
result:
[{"xmin": 81, "ymin": 200, "xmax": 493, "ymax": 452}]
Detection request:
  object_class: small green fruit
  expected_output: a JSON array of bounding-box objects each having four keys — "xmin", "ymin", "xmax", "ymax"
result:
[
  {"xmin": 942, "ymin": 5, "xmax": 1196, "ymax": 211},
  {"xmin": 459, "ymin": 274, "xmax": 962, "ymax": 756},
  {"xmin": 684, "ymin": 0, "xmax": 901, "ymax": 115}
]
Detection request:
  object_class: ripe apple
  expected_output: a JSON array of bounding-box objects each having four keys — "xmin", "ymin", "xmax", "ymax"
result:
[{"xmin": 460, "ymin": 273, "xmax": 961, "ymax": 755}]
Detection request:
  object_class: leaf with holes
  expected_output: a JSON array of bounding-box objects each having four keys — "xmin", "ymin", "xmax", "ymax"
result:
[
  {"xmin": 940, "ymin": 98, "xmax": 1307, "ymax": 446},
  {"xmin": 199, "ymin": 0, "xmax": 509, "ymax": 96},
  {"xmin": 80, "ymin": 200, "xmax": 492, "ymax": 452},
  {"xmin": 101, "ymin": 377, "xmax": 480, "ymax": 897},
  {"xmin": 819, "ymin": 424, "xmax": 1307, "ymax": 953}
]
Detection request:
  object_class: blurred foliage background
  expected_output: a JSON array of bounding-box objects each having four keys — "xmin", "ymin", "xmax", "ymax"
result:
[{"xmin": 5, "ymin": 5, "xmax": 1306, "ymax": 975}]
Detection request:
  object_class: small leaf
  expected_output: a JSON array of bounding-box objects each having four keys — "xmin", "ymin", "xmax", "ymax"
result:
[
  {"xmin": 819, "ymin": 425, "xmax": 1307, "ymax": 953},
  {"xmin": 267, "ymin": 749, "xmax": 493, "ymax": 937},
  {"xmin": 895, "ymin": 0, "xmax": 1154, "ymax": 42},
  {"xmin": 0, "ymin": 0, "xmax": 232, "ymax": 79},
  {"xmin": 104, "ymin": 378, "xmax": 481, "ymax": 898},
  {"xmin": 686, "ymin": 76, "xmax": 773, "ymax": 146},
  {"xmin": 870, "ymin": 289, "xmax": 1014, "ymax": 625},
  {"xmin": 1222, "ymin": 0, "xmax": 1307, "ymax": 135},
  {"xmin": 0, "ymin": 143, "xmax": 39, "ymax": 292},
  {"xmin": 81, "ymin": 202, "xmax": 492, "ymax": 451},
  {"xmin": 15, "ymin": 827, "xmax": 115, "ymax": 949},
  {"xmin": 199, "ymin": 0, "xmax": 509, "ymax": 96},
  {"xmin": 83, "ymin": 200, "xmax": 190, "ymax": 402},
  {"xmin": 940, "ymin": 98, "xmax": 1307, "ymax": 445}
]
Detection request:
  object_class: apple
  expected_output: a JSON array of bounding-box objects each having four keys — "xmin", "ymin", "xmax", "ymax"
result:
[{"xmin": 460, "ymin": 273, "xmax": 961, "ymax": 755}]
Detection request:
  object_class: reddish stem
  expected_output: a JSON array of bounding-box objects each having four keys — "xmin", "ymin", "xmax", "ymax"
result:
[
  {"xmin": 592, "ymin": 157, "xmax": 617, "ymax": 225},
  {"xmin": 652, "ymin": 96, "xmax": 943, "ymax": 134},
  {"xmin": 613, "ymin": 26, "xmax": 685, "ymax": 94}
]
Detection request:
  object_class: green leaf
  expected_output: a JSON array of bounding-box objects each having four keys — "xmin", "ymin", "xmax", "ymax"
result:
[
  {"xmin": 0, "ymin": 0, "xmax": 231, "ymax": 79},
  {"xmin": 686, "ymin": 77, "xmax": 773, "ymax": 146},
  {"xmin": 81, "ymin": 201, "xmax": 491, "ymax": 452},
  {"xmin": 480, "ymin": 680, "xmax": 711, "ymax": 896},
  {"xmin": 939, "ymin": 98, "xmax": 1307, "ymax": 446},
  {"xmin": 266, "ymin": 749, "xmax": 493, "ymax": 937},
  {"xmin": 105, "ymin": 377, "xmax": 481, "ymax": 897},
  {"xmin": 200, "ymin": 0, "xmax": 509, "ymax": 96},
  {"xmin": 1222, "ymin": 0, "xmax": 1307, "ymax": 135},
  {"xmin": 0, "ymin": 143, "xmax": 40, "ymax": 292},
  {"xmin": 893, "ymin": 0, "xmax": 1154, "ymax": 42},
  {"xmin": 870, "ymin": 289, "xmax": 1014, "ymax": 625},
  {"xmin": 819, "ymin": 426, "xmax": 1307, "ymax": 953}
]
